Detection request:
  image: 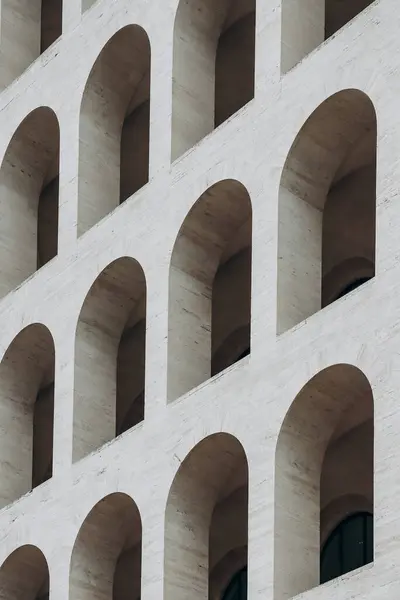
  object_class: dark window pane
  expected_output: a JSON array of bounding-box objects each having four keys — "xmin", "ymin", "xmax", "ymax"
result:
[
  {"xmin": 342, "ymin": 514, "xmax": 365, "ymax": 574},
  {"xmin": 365, "ymin": 514, "xmax": 374, "ymax": 564},
  {"xmin": 336, "ymin": 277, "xmax": 371, "ymax": 300},
  {"xmin": 222, "ymin": 566, "xmax": 247, "ymax": 600},
  {"xmin": 320, "ymin": 513, "xmax": 373, "ymax": 584},
  {"xmin": 321, "ymin": 529, "xmax": 341, "ymax": 584}
]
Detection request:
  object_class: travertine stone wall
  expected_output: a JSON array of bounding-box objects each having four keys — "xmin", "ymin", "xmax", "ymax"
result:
[{"xmin": 0, "ymin": 0, "xmax": 397, "ymax": 599}]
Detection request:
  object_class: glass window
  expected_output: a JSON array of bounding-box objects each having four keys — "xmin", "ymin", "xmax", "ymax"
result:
[
  {"xmin": 222, "ymin": 566, "xmax": 247, "ymax": 600},
  {"xmin": 320, "ymin": 512, "xmax": 373, "ymax": 584},
  {"xmin": 336, "ymin": 277, "xmax": 371, "ymax": 300}
]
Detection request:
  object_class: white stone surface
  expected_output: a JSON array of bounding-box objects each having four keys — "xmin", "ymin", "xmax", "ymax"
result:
[{"xmin": 0, "ymin": 0, "xmax": 397, "ymax": 599}]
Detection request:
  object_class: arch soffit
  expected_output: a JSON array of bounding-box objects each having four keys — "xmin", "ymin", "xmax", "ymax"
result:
[
  {"xmin": 168, "ymin": 178, "xmax": 252, "ymax": 265},
  {"xmin": 0, "ymin": 106, "xmax": 60, "ymax": 177},
  {"xmin": 165, "ymin": 431, "xmax": 249, "ymax": 507},
  {"xmin": 68, "ymin": 491, "xmax": 142, "ymax": 557},
  {"xmin": 79, "ymin": 24, "xmax": 151, "ymax": 111},
  {"xmin": 0, "ymin": 543, "xmax": 49, "ymax": 571},
  {"xmin": 73, "ymin": 255, "xmax": 147, "ymax": 330},
  {"xmin": 276, "ymin": 363, "xmax": 374, "ymax": 448},
  {"xmin": 279, "ymin": 89, "xmax": 377, "ymax": 210},
  {"xmin": 0, "ymin": 322, "xmax": 55, "ymax": 366},
  {"xmin": 0, "ymin": 544, "xmax": 50, "ymax": 597}
]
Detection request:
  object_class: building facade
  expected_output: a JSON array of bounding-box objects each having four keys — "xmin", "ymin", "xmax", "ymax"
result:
[{"xmin": 0, "ymin": 0, "xmax": 396, "ymax": 598}]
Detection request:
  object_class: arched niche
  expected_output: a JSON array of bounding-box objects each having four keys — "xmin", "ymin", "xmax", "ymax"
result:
[
  {"xmin": 0, "ymin": 323, "xmax": 55, "ymax": 508},
  {"xmin": 167, "ymin": 179, "xmax": 252, "ymax": 402},
  {"xmin": 0, "ymin": 1, "xmax": 62, "ymax": 89},
  {"xmin": 281, "ymin": 0, "xmax": 375, "ymax": 73},
  {"xmin": 172, "ymin": 0, "xmax": 255, "ymax": 160},
  {"xmin": 78, "ymin": 25, "xmax": 151, "ymax": 235},
  {"xmin": 274, "ymin": 364, "xmax": 374, "ymax": 598},
  {"xmin": 164, "ymin": 433, "xmax": 248, "ymax": 600},
  {"xmin": 277, "ymin": 89, "xmax": 376, "ymax": 334},
  {"xmin": 73, "ymin": 257, "xmax": 146, "ymax": 462},
  {"xmin": 0, "ymin": 545, "xmax": 50, "ymax": 600},
  {"xmin": 0, "ymin": 107, "xmax": 59, "ymax": 297},
  {"xmin": 69, "ymin": 493, "xmax": 142, "ymax": 600}
]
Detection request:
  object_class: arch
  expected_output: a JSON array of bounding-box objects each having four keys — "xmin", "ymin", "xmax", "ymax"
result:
[
  {"xmin": 78, "ymin": 25, "xmax": 151, "ymax": 235},
  {"xmin": 281, "ymin": 0, "xmax": 375, "ymax": 73},
  {"xmin": 0, "ymin": 1, "xmax": 62, "ymax": 88},
  {"xmin": 167, "ymin": 180, "xmax": 252, "ymax": 401},
  {"xmin": 69, "ymin": 493, "xmax": 142, "ymax": 600},
  {"xmin": 0, "ymin": 107, "xmax": 59, "ymax": 297},
  {"xmin": 0, "ymin": 545, "xmax": 49, "ymax": 599},
  {"xmin": 277, "ymin": 90, "xmax": 377, "ymax": 334},
  {"xmin": 73, "ymin": 257, "xmax": 146, "ymax": 462},
  {"xmin": 274, "ymin": 364, "xmax": 374, "ymax": 598},
  {"xmin": 164, "ymin": 433, "xmax": 248, "ymax": 600},
  {"xmin": 171, "ymin": 0, "xmax": 255, "ymax": 160},
  {"xmin": 0, "ymin": 324, "xmax": 55, "ymax": 508}
]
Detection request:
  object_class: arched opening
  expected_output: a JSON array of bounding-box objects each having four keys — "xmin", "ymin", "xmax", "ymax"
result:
[
  {"xmin": 274, "ymin": 364, "xmax": 374, "ymax": 598},
  {"xmin": 0, "ymin": 1, "xmax": 62, "ymax": 88},
  {"xmin": 172, "ymin": 0, "xmax": 255, "ymax": 160},
  {"xmin": 168, "ymin": 180, "xmax": 252, "ymax": 401},
  {"xmin": 0, "ymin": 324, "xmax": 55, "ymax": 508},
  {"xmin": 0, "ymin": 545, "xmax": 49, "ymax": 600},
  {"xmin": 69, "ymin": 493, "xmax": 142, "ymax": 600},
  {"xmin": 277, "ymin": 90, "xmax": 376, "ymax": 334},
  {"xmin": 73, "ymin": 257, "xmax": 146, "ymax": 462},
  {"xmin": 78, "ymin": 26, "xmax": 151, "ymax": 235},
  {"xmin": 165, "ymin": 433, "xmax": 248, "ymax": 600},
  {"xmin": 0, "ymin": 107, "xmax": 59, "ymax": 298},
  {"xmin": 281, "ymin": 0, "xmax": 375, "ymax": 72}
]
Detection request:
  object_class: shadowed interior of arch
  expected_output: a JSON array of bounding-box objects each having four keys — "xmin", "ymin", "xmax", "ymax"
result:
[
  {"xmin": 277, "ymin": 89, "xmax": 376, "ymax": 334},
  {"xmin": 165, "ymin": 433, "xmax": 248, "ymax": 600},
  {"xmin": 172, "ymin": 0, "xmax": 255, "ymax": 160},
  {"xmin": 0, "ymin": 107, "xmax": 60, "ymax": 298},
  {"xmin": 281, "ymin": 0, "xmax": 375, "ymax": 73},
  {"xmin": 69, "ymin": 493, "xmax": 142, "ymax": 600},
  {"xmin": 168, "ymin": 179, "xmax": 252, "ymax": 402},
  {"xmin": 78, "ymin": 25, "xmax": 151, "ymax": 235},
  {"xmin": 41, "ymin": 0, "xmax": 63, "ymax": 53},
  {"xmin": 274, "ymin": 364, "xmax": 373, "ymax": 598},
  {"xmin": 0, "ymin": 545, "xmax": 50, "ymax": 600},
  {"xmin": 0, "ymin": 324, "xmax": 55, "ymax": 509},
  {"xmin": 73, "ymin": 257, "xmax": 146, "ymax": 462}
]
